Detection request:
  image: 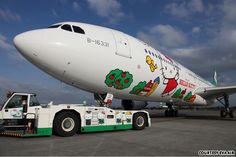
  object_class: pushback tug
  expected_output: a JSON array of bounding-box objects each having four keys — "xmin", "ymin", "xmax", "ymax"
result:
[{"xmin": 0, "ymin": 92, "xmax": 150, "ymax": 137}]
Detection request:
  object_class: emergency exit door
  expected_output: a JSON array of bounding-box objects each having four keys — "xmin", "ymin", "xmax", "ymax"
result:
[{"xmin": 112, "ymin": 31, "xmax": 131, "ymax": 58}]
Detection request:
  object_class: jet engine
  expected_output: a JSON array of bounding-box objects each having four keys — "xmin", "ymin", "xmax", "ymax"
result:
[{"xmin": 121, "ymin": 100, "xmax": 148, "ymax": 110}]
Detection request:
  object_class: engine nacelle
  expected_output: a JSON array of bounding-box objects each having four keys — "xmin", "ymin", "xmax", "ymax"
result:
[{"xmin": 121, "ymin": 100, "xmax": 148, "ymax": 110}]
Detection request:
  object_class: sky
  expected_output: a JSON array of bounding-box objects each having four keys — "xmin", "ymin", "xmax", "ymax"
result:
[{"xmin": 0, "ymin": 0, "xmax": 236, "ymax": 106}]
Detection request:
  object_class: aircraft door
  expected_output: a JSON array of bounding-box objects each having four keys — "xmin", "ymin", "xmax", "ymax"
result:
[{"xmin": 112, "ymin": 31, "xmax": 131, "ymax": 58}]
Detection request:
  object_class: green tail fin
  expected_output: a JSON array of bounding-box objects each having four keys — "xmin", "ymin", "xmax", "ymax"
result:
[{"xmin": 213, "ymin": 71, "xmax": 218, "ymax": 86}]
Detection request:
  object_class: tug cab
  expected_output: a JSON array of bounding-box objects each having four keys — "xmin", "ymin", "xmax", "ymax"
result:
[{"xmin": 0, "ymin": 93, "xmax": 40, "ymax": 136}]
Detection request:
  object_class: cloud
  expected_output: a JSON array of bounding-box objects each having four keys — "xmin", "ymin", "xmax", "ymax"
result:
[
  {"xmin": 86, "ymin": 0, "xmax": 124, "ymax": 23},
  {"xmin": 0, "ymin": 8, "xmax": 21, "ymax": 22},
  {"xmin": 0, "ymin": 77, "xmax": 123, "ymax": 107},
  {"xmin": 188, "ymin": 0, "xmax": 204, "ymax": 12},
  {"xmin": 0, "ymin": 34, "xmax": 24, "ymax": 61},
  {"xmin": 137, "ymin": 24, "xmax": 187, "ymax": 49},
  {"xmin": 55, "ymin": 0, "xmax": 80, "ymax": 13},
  {"xmin": 192, "ymin": 26, "xmax": 201, "ymax": 33},
  {"xmin": 220, "ymin": 0, "xmax": 236, "ymax": 22},
  {"xmin": 169, "ymin": 24, "xmax": 236, "ymax": 79},
  {"xmin": 0, "ymin": 76, "xmax": 94, "ymax": 104},
  {"xmin": 51, "ymin": 8, "xmax": 59, "ymax": 18},
  {"xmin": 165, "ymin": 0, "xmax": 204, "ymax": 18},
  {"xmin": 169, "ymin": 46, "xmax": 236, "ymax": 78},
  {"xmin": 169, "ymin": 27, "xmax": 236, "ymax": 80},
  {"xmin": 0, "ymin": 34, "xmax": 14, "ymax": 50},
  {"xmin": 72, "ymin": 1, "xmax": 80, "ymax": 11},
  {"xmin": 135, "ymin": 1, "xmax": 236, "ymax": 87},
  {"xmin": 56, "ymin": 0, "xmax": 69, "ymax": 4}
]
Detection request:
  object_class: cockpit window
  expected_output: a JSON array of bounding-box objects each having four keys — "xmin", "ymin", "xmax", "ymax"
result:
[
  {"xmin": 61, "ymin": 24, "xmax": 72, "ymax": 32},
  {"xmin": 72, "ymin": 26, "xmax": 85, "ymax": 34},
  {"xmin": 48, "ymin": 24, "xmax": 61, "ymax": 28}
]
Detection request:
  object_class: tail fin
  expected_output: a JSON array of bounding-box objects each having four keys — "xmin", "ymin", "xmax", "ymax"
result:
[{"xmin": 213, "ymin": 71, "xmax": 218, "ymax": 86}]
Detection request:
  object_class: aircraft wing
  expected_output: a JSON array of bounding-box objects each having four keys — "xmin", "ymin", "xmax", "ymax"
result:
[{"xmin": 195, "ymin": 86, "xmax": 236, "ymax": 99}]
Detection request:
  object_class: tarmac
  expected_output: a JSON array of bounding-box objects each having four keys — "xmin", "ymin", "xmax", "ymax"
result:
[{"xmin": 0, "ymin": 110, "xmax": 235, "ymax": 156}]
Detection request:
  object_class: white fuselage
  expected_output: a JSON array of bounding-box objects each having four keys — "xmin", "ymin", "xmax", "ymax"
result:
[{"xmin": 13, "ymin": 22, "xmax": 214, "ymax": 106}]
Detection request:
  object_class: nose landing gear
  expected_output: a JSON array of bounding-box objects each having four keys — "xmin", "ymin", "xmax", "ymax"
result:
[{"xmin": 164, "ymin": 103, "xmax": 178, "ymax": 117}]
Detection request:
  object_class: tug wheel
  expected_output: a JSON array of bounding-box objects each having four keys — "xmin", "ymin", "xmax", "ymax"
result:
[
  {"xmin": 53, "ymin": 112, "xmax": 79, "ymax": 137},
  {"xmin": 132, "ymin": 113, "xmax": 147, "ymax": 130}
]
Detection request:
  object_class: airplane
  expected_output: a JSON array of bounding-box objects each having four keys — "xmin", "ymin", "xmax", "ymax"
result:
[{"xmin": 13, "ymin": 21, "xmax": 236, "ymax": 118}]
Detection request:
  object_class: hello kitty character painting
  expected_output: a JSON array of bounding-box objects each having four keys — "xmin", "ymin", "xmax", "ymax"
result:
[{"xmin": 160, "ymin": 55, "xmax": 179, "ymax": 97}]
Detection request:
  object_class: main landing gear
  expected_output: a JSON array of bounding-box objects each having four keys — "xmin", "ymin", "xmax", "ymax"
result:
[
  {"xmin": 217, "ymin": 95, "xmax": 234, "ymax": 118},
  {"xmin": 164, "ymin": 103, "xmax": 178, "ymax": 117}
]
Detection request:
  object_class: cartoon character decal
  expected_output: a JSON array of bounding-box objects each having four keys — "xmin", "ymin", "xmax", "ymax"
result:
[
  {"xmin": 125, "ymin": 112, "xmax": 132, "ymax": 123},
  {"xmin": 85, "ymin": 111, "xmax": 92, "ymax": 125},
  {"xmin": 172, "ymin": 88, "xmax": 187, "ymax": 99},
  {"xmin": 160, "ymin": 56, "xmax": 179, "ymax": 97},
  {"xmin": 115, "ymin": 112, "xmax": 123, "ymax": 123},
  {"xmin": 105, "ymin": 69, "xmax": 133, "ymax": 90},
  {"xmin": 179, "ymin": 79, "xmax": 196, "ymax": 89},
  {"xmin": 98, "ymin": 111, "xmax": 105, "ymax": 124},
  {"xmin": 172, "ymin": 88, "xmax": 197, "ymax": 103},
  {"xmin": 146, "ymin": 55, "xmax": 157, "ymax": 72},
  {"xmin": 10, "ymin": 109, "xmax": 23, "ymax": 117},
  {"xmin": 184, "ymin": 91, "xmax": 196, "ymax": 103},
  {"xmin": 130, "ymin": 77, "xmax": 160, "ymax": 96}
]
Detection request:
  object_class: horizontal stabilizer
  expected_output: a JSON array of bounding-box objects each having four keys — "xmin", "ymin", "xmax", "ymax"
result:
[{"xmin": 195, "ymin": 86, "xmax": 236, "ymax": 99}]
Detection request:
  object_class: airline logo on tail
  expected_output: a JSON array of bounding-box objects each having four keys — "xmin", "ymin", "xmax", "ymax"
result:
[{"xmin": 213, "ymin": 71, "xmax": 218, "ymax": 86}]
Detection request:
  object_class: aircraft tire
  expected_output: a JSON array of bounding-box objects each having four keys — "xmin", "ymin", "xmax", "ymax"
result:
[
  {"xmin": 220, "ymin": 109, "xmax": 227, "ymax": 118},
  {"xmin": 229, "ymin": 110, "xmax": 234, "ymax": 118},
  {"xmin": 164, "ymin": 110, "xmax": 168, "ymax": 117},
  {"xmin": 53, "ymin": 112, "xmax": 79, "ymax": 137},
  {"xmin": 174, "ymin": 110, "xmax": 178, "ymax": 117},
  {"xmin": 133, "ymin": 113, "xmax": 147, "ymax": 130},
  {"xmin": 0, "ymin": 125, "xmax": 5, "ymax": 133},
  {"xmin": 165, "ymin": 109, "xmax": 178, "ymax": 117}
]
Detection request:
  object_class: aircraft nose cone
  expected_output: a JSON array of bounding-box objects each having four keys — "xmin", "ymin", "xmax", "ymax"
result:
[{"xmin": 13, "ymin": 30, "xmax": 43, "ymax": 60}]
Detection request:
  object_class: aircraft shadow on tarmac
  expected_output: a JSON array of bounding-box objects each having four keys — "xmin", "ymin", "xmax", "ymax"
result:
[
  {"xmin": 182, "ymin": 115, "xmax": 236, "ymax": 121},
  {"xmin": 149, "ymin": 113, "xmax": 236, "ymax": 121}
]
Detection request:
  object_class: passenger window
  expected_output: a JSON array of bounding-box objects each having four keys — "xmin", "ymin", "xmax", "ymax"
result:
[
  {"xmin": 48, "ymin": 24, "xmax": 61, "ymax": 28},
  {"xmin": 61, "ymin": 24, "xmax": 72, "ymax": 32},
  {"xmin": 5, "ymin": 95, "xmax": 27, "ymax": 109},
  {"xmin": 72, "ymin": 26, "xmax": 85, "ymax": 34},
  {"xmin": 29, "ymin": 95, "xmax": 40, "ymax": 107}
]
